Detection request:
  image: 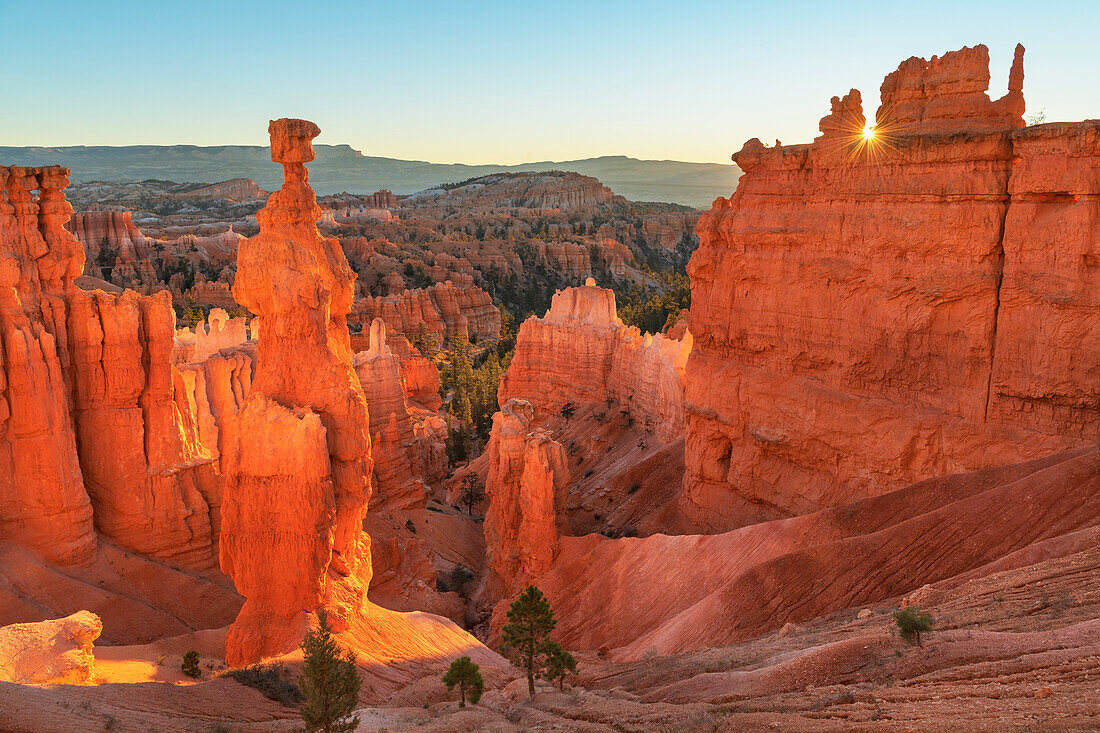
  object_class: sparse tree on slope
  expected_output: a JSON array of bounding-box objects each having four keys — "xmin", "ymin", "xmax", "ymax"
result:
[
  {"xmin": 500, "ymin": 585, "xmax": 557, "ymax": 697},
  {"xmin": 460, "ymin": 472, "xmax": 486, "ymax": 515},
  {"xmin": 181, "ymin": 650, "xmax": 201, "ymax": 679},
  {"xmin": 542, "ymin": 641, "xmax": 577, "ymax": 690},
  {"xmin": 442, "ymin": 656, "xmax": 484, "ymax": 707},
  {"xmin": 894, "ymin": 607, "xmax": 934, "ymax": 647},
  {"xmin": 299, "ymin": 612, "xmax": 361, "ymax": 733}
]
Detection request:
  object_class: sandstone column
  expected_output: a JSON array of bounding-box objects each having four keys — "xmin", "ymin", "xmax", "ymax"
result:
[
  {"xmin": 483, "ymin": 398, "xmax": 569, "ymax": 598},
  {"xmin": 220, "ymin": 119, "xmax": 374, "ymax": 665}
]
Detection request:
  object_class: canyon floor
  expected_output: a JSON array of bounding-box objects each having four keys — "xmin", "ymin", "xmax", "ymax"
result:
[{"xmin": 3, "ymin": 535, "xmax": 1097, "ymax": 732}]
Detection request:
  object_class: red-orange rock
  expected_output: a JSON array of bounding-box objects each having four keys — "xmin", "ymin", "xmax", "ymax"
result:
[
  {"xmin": 351, "ymin": 281, "xmax": 500, "ymax": 343},
  {"xmin": 500, "ymin": 279, "xmax": 691, "ymax": 442},
  {"xmin": 191, "ymin": 308, "xmax": 249, "ymax": 363},
  {"xmin": 397, "ymin": 341, "xmax": 443, "ymax": 412},
  {"xmin": 221, "ymin": 119, "xmax": 374, "ymax": 665},
  {"xmin": 354, "ymin": 319, "xmax": 427, "ymax": 510},
  {"xmin": 990, "ymin": 120, "xmax": 1100, "ymax": 437},
  {"xmin": 1, "ymin": 166, "xmax": 94, "ymax": 565},
  {"xmin": 483, "ymin": 399, "xmax": 569, "ymax": 597},
  {"xmin": 877, "ymin": 44, "xmax": 1025, "ymax": 135},
  {"xmin": 683, "ymin": 44, "xmax": 1099, "ymax": 532},
  {"xmin": 1, "ymin": 164, "xmax": 236, "ymax": 571},
  {"xmin": 531, "ymin": 446, "xmax": 1100, "ymax": 660},
  {"xmin": 66, "ymin": 287, "xmax": 219, "ymax": 568},
  {"xmin": 67, "ymin": 211, "xmax": 155, "ymax": 280}
]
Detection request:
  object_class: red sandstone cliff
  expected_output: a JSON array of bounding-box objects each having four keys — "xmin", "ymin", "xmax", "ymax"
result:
[
  {"xmin": 500, "ymin": 279, "xmax": 691, "ymax": 443},
  {"xmin": 683, "ymin": 44, "xmax": 1099, "ymax": 532},
  {"xmin": 1, "ymin": 165, "xmax": 231, "ymax": 570},
  {"xmin": 354, "ymin": 318, "xmax": 444, "ymax": 510}
]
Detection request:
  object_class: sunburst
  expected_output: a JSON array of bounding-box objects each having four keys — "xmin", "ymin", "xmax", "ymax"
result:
[{"xmin": 845, "ymin": 113, "xmax": 901, "ymax": 164}]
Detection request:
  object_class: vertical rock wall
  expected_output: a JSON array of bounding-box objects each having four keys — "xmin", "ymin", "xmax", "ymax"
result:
[
  {"xmin": 483, "ymin": 399, "xmax": 569, "ymax": 597},
  {"xmin": 683, "ymin": 44, "xmax": 1099, "ymax": 532},
  {"xmin": 0, "ymin": 165, "xmax": 230, "ymax": 570}
]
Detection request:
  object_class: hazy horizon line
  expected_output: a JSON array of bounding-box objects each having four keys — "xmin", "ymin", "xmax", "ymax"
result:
[{"xmin": 0, "ymin": 140, "xmax": 735, "ymax": 168}]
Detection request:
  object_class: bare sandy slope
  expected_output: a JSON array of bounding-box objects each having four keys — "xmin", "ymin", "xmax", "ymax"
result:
[
  {"xmin": 517, "ymin": 447, "xmax": 1100, "ymax": 659},
  {"xmin": 7, "ymin": 535, "xmax": 1093, "ymax": 731},
  {"xmin": 0, "ymin": 540, "xmax": 242, "ymax": 645}
]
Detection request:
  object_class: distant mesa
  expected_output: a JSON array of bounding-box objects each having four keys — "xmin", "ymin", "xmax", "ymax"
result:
[{"xmin": 0, "ymin": 145, "xmax": 741, "ymax": 208}]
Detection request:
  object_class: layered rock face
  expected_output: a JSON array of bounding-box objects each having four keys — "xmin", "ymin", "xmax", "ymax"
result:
[
  {"xmin": 351, "ymin": 280, "xmax": 500, "ymax": 343},
  {"xmin": 1, "ymin": 165, "xmax": 232, "ymax": 571},
  {"xmin": 353, "ymin": 318, "xmax": 440, "ymax": 509},
  {"xmin": 0, "ymin": 610, "xmax": 101, "ymax": 685},
  {"xmin": 0, "ymin": 165, "xmax": 95, "ymax": 565},
  {"xmin": 67, "ymin": 211, "xmax": 156, "ymax": 280},
  {"xmin": 500, "ymin": 279, "xmax": 691, "ymax": 443},
  {"xmin": 409, "ymin": 172, "xmax": 619, "ymax": 212},
  {"xmin": 220, "ymin": 119, "xmax": 374, "ymax": 665},
  {"xmin": 683, "ymin": 44, "xmax": 1099, "ymax": 531},
  {"xmin": 66, "ymin": 287, "xmax": 221, "ymax": 568},
  {"xmin": 483, "ymin": 399, "xmax": 569, "ymax": 597},
  {"xmin": 173, "ymin": 178, "xmax": 267, "ymax": 202}
]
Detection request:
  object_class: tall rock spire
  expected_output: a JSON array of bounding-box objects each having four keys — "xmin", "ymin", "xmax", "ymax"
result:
[{"xmin": 221, "ymin": 119, "xmax": 374, "ymax": 665}]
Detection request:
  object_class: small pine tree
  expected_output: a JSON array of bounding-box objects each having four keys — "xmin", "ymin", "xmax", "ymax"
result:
[
  {"xmin": 559, "ymin": 402, "xmax": 576, "ymax": 420},
  {"xmin": 446, "ymin": 421, "xmax": 469, "ymax": 463},
  {"xmin": 460, "ymin": 473, "xmax": 486, "ymax": 515},
  {"xmin": 412, "ymin": 322, "xmax": 441, "ymax": 361},
  {"xmin": 299, "ymin": 612, "xmax": 362, "ymax": 733},
  {"xmin": 894, "ymin": 607, "xmax": 934, "ymax": 647},
  {"xmin": 181, "ymin": 650, "xmax": 201, "ymax": 679},
  {"xmin": 541, "ymin": 641, "xmax": 577, "ymax": 690},
  {"xmin": 453, "ymin": 392, "xmax": 473, "ymax": 425},
  {"xmin": 442, "ymin": 656, "xmax": 484, "ymax": 707},
  {"xmin": 500, "ymin": 585, "xmax": 557, "ymax": 697}
]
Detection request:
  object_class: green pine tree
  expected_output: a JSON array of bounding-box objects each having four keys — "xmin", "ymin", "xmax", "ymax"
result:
[
  {"xmin": 181, "ymin": 650, "xmax": 202, "ymax": 679},
  {"xmin": 299, "ymin": 612, "xmax": 362, "ymax": 733},
  {"xmin": 460, "ymin": 473, "xmax": 486, "ymax": 515},
  {"xmin": 454, "ymin": 392, "xmax": 473, "ymax": 425},
  {"xmin": 442, "ymin": 656, "xmax": 484, "ymax": 707},
  {"xmin": 541, "ymin": 641, "xmax": 577, "ymax": 690},
  {"xmin": 893, "ymin": 607, "xmax": 934, "ymax": 647},
  {"xmin": 500, "ymin": 585, "xmax": 557, "ymax": 697}
]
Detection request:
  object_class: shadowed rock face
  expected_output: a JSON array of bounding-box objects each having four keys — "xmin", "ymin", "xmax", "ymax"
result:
[
  {"xmin": 683, "ymin": 44, "xmax": 1099, "ymax": 532},
  {"xmin": 483, "ymin": 398, "xmax": 569, "ymax": 599},
  {"xmin": 221, "ymin": 118, "xmax": 374, "ymax": 665}
]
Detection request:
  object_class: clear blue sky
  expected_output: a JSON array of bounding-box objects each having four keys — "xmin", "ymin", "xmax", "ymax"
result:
[{"xmin": 1, "ymin": 0, "xmax": 1096, "ymax": 164}]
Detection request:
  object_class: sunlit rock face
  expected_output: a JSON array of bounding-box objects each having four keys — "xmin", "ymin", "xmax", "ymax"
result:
[
  {"xmin": 353, "ymin": 318, "xmax": 438, "ymax": 510},
  {"xmin": 683, "ymin": 44, "xmax": 1099, "ymax": 532},
  {"xmin": 0, "ymin": 165, "xmax": 232, "ymax": 570},
  {"xmin": 0, "ymin": 165, "xmax": 95, "ymax": 565},
  {"xmin": 499, "ymin": 279, "xmax": 691, "ymax": 443},
  {"xmin": 0, "ymin": 610, "xmax": 102, "ymax": 685},
  {"xmin": 221, "ymin": 119, "xmax": 375, "ymax": 665}
]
